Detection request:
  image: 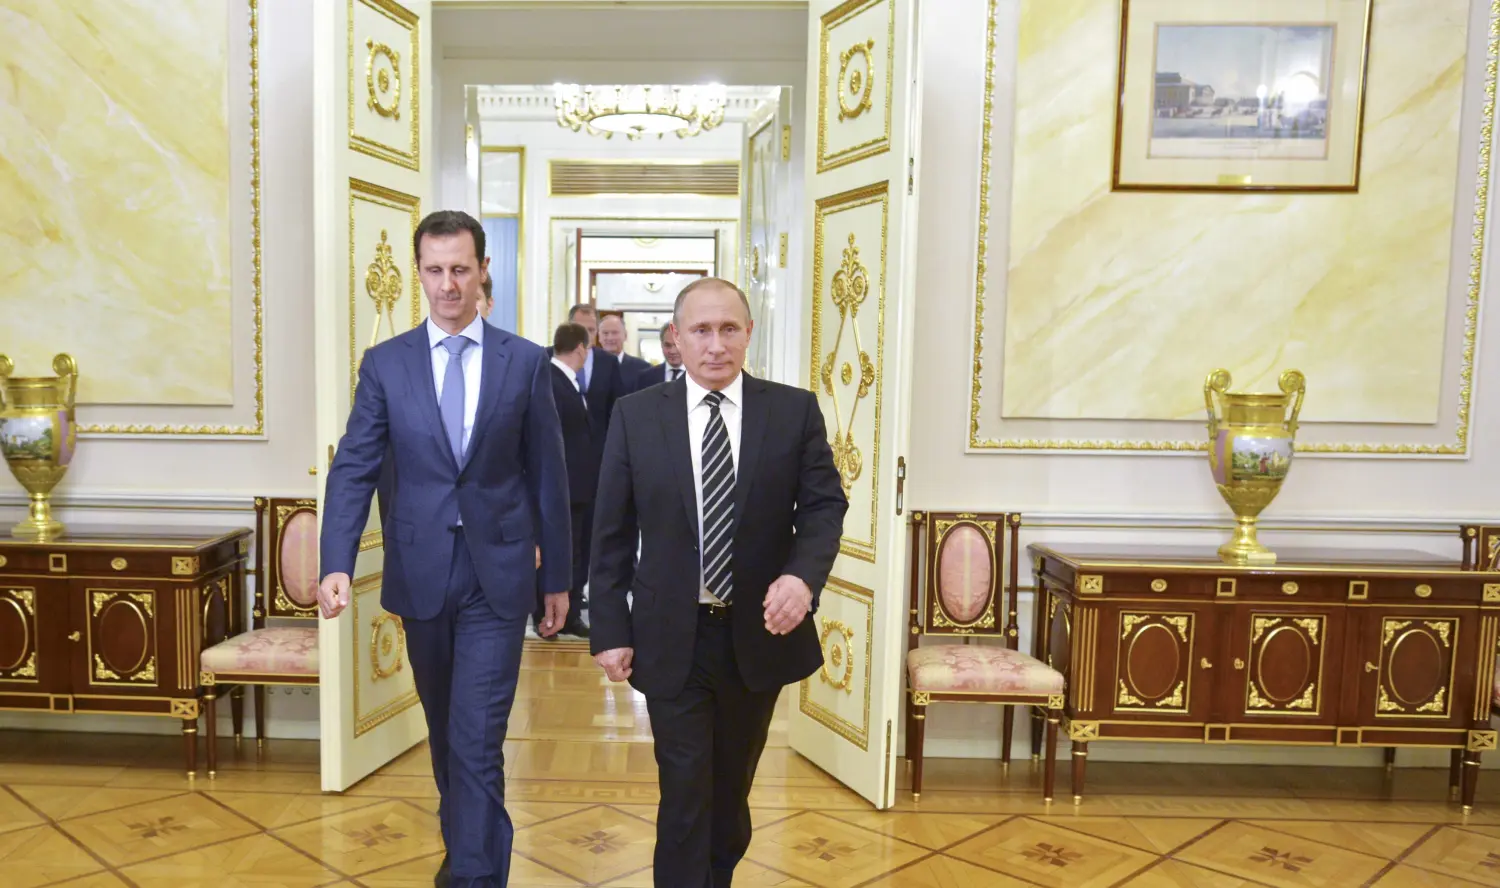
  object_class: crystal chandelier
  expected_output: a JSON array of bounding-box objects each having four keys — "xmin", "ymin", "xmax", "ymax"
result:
[{"xmin": 553, "ymin": 84, "xmax": 727, "ymax": 140}]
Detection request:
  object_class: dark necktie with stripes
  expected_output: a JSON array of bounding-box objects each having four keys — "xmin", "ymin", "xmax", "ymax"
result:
[{"xmin": 700, "ymin": 390, "xmax": 735, "ymax": 603}]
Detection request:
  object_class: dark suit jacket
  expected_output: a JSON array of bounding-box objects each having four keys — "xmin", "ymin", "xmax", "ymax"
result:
[
  {"xmin": 618, "ymin": 352, "xmax": 651, "ymax": 389},
  {"xmin": 631, "ymin": 362, "xmax": 684, "ymax": 393},
  {"xmin": 320, "ymin": 324, "xmax": 572, "ymax": 621},
  {"xmin": 589, "ymin": 373, "xmax": 848, "ymax": 698},
  {"xmin": 582, "ymin": 346, "xmax": 623, "ymax": 458},
  {"xmin": 549, "ymin": 362, "xmax": 596, "ymax": 506}
]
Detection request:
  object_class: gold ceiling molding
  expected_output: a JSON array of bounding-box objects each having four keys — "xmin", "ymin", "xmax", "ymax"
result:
[
  {"xmin": 966, "ymin": 0, "xmax": 1494, "ymax": 455},
  {"xmin": 548, "ymin": 160, "xmax": 739, "ymax": 197},
  {"xmin": 78, "ymin": 0, "xmax": 264, "ymax": 437}
]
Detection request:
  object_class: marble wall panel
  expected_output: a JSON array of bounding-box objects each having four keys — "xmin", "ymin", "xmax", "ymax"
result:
[
  {"xmin": 0, "ymin": 0, "xmax": 234, "ymax": 406},
  {"xmin": 1000, "ymin": 0, "xmax": 1469, "ymax": 424}
]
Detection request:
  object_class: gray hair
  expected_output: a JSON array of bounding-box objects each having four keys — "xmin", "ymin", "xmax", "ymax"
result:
[{"xmin": 673, "ymin": 277, "xmax": 752, "ymax": 326}]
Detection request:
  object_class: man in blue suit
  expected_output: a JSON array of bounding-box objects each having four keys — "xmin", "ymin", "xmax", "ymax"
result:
[{"xmin": 318, "ymin": 210, "xmax": 571, "ymax": 888}]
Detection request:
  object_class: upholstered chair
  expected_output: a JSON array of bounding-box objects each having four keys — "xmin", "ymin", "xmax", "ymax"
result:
[
  {"xmin": 198, "ymin": 498, "xmax": 320, "ymax": 776},
  {"xmin": 904, "ymin": 511, "xmax": 1065, "ymax": 801}
]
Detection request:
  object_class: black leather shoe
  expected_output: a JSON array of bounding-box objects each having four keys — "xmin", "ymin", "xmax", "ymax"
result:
[
  {"xmin": 563, "ymin": 619, "xmax": 590, "ymax": 639},
  {"xmin": 434, "ymin": 853, "xmax": 450, "ymax": 887}
]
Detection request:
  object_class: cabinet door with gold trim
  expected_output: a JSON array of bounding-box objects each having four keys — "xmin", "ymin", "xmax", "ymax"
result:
[
  {"xmin": 68, "ymin": 580, "xmax": 167, "ymax": 697},
  {"xmin": 1354, "ymin": 606, "xmax": 1472, "ymax": 728},
  {"xmin": 0, "ymin": 582, "xmax": 60, "ymax": 694},
  {"xmin": 1105, "ymin": 605, "xmax": 1213, "ymax": 721},
  {"xmin": 1226, "ymin": 606, "xmax": 1343, "ymax": 725},
  {"xmin": 790, "ymin": 0, "xmax": 923, "ymax": 809},
  {"xmin": 312, "ymin": 0, "xmax": 432, "ymax": 793}
]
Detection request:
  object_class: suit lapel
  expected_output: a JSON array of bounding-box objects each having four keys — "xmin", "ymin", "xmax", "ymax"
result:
[
  {"xmin": 659, "ymin": 378, "xmax": 700, "ymax": 536},
  {"xmin": 463, "ymin": 328, "xmax": 512, "ymax": 467},
  {"xmin": 734, "ymin": 374, "xmax": 768, "ymax": 516},
  {"xmin": 403, "ymin": 331, "xmax": 458, "ymax": 473}
]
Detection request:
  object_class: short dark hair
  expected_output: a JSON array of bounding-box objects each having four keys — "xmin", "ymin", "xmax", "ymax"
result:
[
  {"xmin": 674, "ymin": 277, "xmax": 752, "ymax": 325},
  {"xmin": 413, "ymin": 210, "xmax": 485, "ymax": 263},
  {"xmin": 553, "ymin": 323, "xmax": 590, "ymax": 354},
  {"xmin": 659, "ymin": 321, "xmax": 673, "ymax": 337},
  {"xmin": 567, "ymin": 303, "xmax": 596, "ymax": 322}
]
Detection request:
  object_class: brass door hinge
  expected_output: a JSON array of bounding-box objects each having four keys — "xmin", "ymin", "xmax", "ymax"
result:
[{"xmin": 895, "ymin": 457, "xmax": 907, "ymax": 515}]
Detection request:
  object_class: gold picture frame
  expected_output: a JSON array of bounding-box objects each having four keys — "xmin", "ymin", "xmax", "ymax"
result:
[{"xmin": 1112, "ymin": 0, "xmax": 1374, "ymax": 193}]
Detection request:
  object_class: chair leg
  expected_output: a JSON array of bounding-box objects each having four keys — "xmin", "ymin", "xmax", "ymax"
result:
[
  {"xmin": 1043, "ymin": 708, "xmax": 1059, "ymax": 803},
  {"xmin": 230, "ymin": 685, "xmax": 245, "ymax": 744},
  {"xmin": 911, "ymin": 702, "xmax": 927, "ymax": 802},
  {"xmin": 1001, "ymin": 705, "xmax": 1015, "ymax": 767},
  {"xmin": 205, "ymin": 691, "xmax": 218, "ymax": 778},
  {"xmin": 1029, "ymin": 706, "xmax": 1043, "ymax": 762},
  {"xmin": 253, "ymin": 685, "xmax": 267, "ymax": 752},
  {"xmin": 1384, "ymin": 747, "xmax": 1397, "ymax": 771},
  {"xmin": 182, "ymin": 716, "xmax": 198, "ymax": 778}
]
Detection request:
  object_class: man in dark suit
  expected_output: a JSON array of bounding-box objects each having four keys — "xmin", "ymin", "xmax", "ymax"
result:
[
  {"xmin": 538, "ymin": 322, "xmax": 595, "ymax": 639},
  {"xmin": 631, "ymin": 321, "xmax": 685, "ymax": 392},
  {"xmin": 598, "ymin": 310, "xmax": 652, "ymax": 387},
  {"xmin": 566, "ymin": 303, "xmax": 624, "ymax": 443},
  {"xmin": 318, "ymin": 211, "xmax": 572, "ymax": 888},
  {"xmin": 590, "ymin": 278, "xmax": 847, "ymax": 888}
]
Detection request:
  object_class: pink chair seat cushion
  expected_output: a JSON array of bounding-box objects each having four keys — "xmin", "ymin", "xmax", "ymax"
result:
[
  {"xmin": 1492, "ymin": 661, "xmax": 1500, "ymax": 708},
  {"xmin": 201, "ymin": 627, "xmax": 318, "ymax": 676},
  {"xmin": 908, "ymin": 644, "xmax": 1064, "ymax": 695}
]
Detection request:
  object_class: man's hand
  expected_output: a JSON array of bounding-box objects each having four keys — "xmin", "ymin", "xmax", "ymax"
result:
[
  {"xmin": 763, "ymin": 575, "xmax": 813, "ymax": 635},
  {"xmin": 535, "ymin": 545, "xmax": 541, "ymax": 569},
  {"xmin": 538, "ymin": 591, "xmax": 569, "ymax": 637},
  {"xmin": 595, "ymin": 647, "xmax": 634, "ymax": 682},
  {"xmin": 318, "ymin": 572, "xmax": 351, "ymax": 619}
]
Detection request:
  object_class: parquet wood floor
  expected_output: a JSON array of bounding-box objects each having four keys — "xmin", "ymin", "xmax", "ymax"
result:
[{"xmin": 3, "ymin": 643, "xmax": 1500, "ymax": 886}]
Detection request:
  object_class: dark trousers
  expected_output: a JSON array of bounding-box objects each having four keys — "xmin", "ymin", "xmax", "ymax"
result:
[
  {"xmin": 534, "ymin": 502, "xmax": 589, "ymax": 628},
  {"xmin": 645, "ymin": 608, "xmax": 780, "ymax": 888},
  {"xmin": 404, "ymin": 530, "xmax": 526, "ymax": 888}
]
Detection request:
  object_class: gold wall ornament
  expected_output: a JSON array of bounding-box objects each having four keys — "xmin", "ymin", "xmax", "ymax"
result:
[
  {"xmin": 838, "ymin": 38, "xmax": 876, "ymax": 120},
  {"xmin": 817, "ymin": 617, "xmax": 856, "ymax": 693},
  {"xmin": 369, "ymin": 612, "xmax": 406, "ymax": 681},
  {"xmin": 365, "ymin": 230, "xmax": 402, "ymax": 349},
  {"xmin": 0, "ymin": 354, "xmax": 77, "ymax": 538},
  {"xmin": 1205, "ymin": 368, "xmax": 1305, "ymax": 564},
  {"xmin": 821, "ymin": 232, "xmax": 875, "ymax": 495},
  {"xmin": 365, "ymin": 40, "xmax": 401, "ymax": 119},
  {"xmin": 348, "ymin": 0, "xmax": 420, "ymax": 171}
]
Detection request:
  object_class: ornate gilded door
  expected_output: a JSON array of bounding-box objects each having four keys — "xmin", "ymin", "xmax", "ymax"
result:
[
  {"xmin": 740, "ymin": 90, "xmax": 792, "ymax": 382},
  {"xmin": 312, "ymin": 0, "xmax": 432, "ymax": 792},
  {"xmin": 790, "ymin": 0, "xmax": 923, "ymax": 808},
  {"xmin": 1228, "ymin": 605, "xmax": 1344, "ymax": 727},
  {"xmin": 1356, "ymin": 605, "xmax": 1470, "ymax": 728}
]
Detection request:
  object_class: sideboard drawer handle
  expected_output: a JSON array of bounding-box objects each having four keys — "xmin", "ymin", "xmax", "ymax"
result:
[{"xmin": 1415, "ymin": 584, "xmax": 1432, "ymax": 598}]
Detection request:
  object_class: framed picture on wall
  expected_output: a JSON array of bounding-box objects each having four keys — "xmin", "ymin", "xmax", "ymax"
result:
[{"xmin": 1112, "ymin": 0, "xmax": 1374, "ymax": 192}]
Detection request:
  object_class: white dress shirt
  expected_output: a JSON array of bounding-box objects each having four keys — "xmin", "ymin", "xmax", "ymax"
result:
[
  {"xmin": 657, "ymin": 363, "xmax": 685, "ymax": 385},
  {"xmin": 550, "ymin": 356, "xmax": 583, "ymax": 399},
  {"xmin": 686, "ymin": 372, "xmax": 743, "ymax": 604},
  {"xmin": 427, "ymin": 314, "xmax": 484, "ymax": 454}
]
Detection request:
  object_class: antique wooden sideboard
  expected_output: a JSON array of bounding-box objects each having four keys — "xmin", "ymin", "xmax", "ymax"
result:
[
  {"xmin": 0, "ymin": 526, "xmax": 250, "ymax": 774},
  {"xmin": 1031, "ymin": 544, "xmax": 1500, "ymax": 810}
]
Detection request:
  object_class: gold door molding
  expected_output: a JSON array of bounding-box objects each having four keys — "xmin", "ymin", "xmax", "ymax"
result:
[
  {"xmin": 348, "ymin": 0, "xmax": 421, "ymax": 170},
  {"xmin": 810, "ymin": 182, "xmax": 889, "ymax": 562},
  {"xmin": 349, "ymin": 179, "xmax": 423, "ymax": 403},
  {"xmin": 350, "ymin": 572, "xmax": 420, "ymax": 736},
  {"xmin": 816, "ymin": 0, "xmax": 895, "ymax": 173},
  {"xmin": 1243, "ymin": 614, "xmax": 1326, "ymax": 717},
  {"xmin": 1113, "ymin": 610, "xmax": 1194, "ymax": 714},
  {"xmin": 799, "ymin": 576, "xmax": 875, "ymax": 750},
  {"xmin": 1373, "ymin": 616, "xmax": 1458, "ymax": 719},
  {"xmin": 0, "ymin": 588, "xmax": 38, "ymax": 683}
]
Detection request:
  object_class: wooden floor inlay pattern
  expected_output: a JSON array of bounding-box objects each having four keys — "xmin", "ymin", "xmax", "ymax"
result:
[{"xmin": 5, "ymin": 643, "xmax": 1500, "ymax": 886}]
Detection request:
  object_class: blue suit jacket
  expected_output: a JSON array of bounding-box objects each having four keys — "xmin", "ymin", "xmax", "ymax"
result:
[{"xmin": 319, "ymin": 323, "xmax": 572, "ymax": 621}]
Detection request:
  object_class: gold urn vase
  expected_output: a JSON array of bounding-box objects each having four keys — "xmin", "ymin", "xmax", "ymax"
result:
[
  {"xmin": 0, "ymin": 354, "xmax": 78, "ymax": 539},
  {"xmin": 1204, "ymin": 368, "xmax": 1305, "ymax": 565}
]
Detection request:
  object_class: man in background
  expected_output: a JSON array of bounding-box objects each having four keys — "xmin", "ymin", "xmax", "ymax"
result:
[
  {"xmin": 539, "ymin": 322, "xmax": 595, "ymax": 640},
  {"xmin": 632, "ymin": 321, "xmax": 685, "ymax": 392},
  {"xmin": 598, "ymin": 310, "xmax": 652, "ymax": 387},
  {"xmin": 318, "ymin": 211, "xmax": 571, "ymax": 887},
  {"xmin": 590, "ymin": 278, "xmax": 846, "ymax": 887}
]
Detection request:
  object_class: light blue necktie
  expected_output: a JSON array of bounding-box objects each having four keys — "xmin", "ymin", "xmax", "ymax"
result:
[{"xmin": 439, "ymin": 335, "xmax": 472, "ymax": 463}]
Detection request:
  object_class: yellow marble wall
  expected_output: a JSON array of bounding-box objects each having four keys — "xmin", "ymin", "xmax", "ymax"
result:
[
  {"xmin": 0, "ymin": 1, "xmax": 232, "ymax": 405},
  {"xmin": 1002, "ymin": 0, "xmax": 1468, "ymax": 423}
]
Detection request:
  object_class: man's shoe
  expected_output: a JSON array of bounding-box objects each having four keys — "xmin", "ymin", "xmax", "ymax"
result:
[
  {"xmin": 563, "ymin": 619, "xmax": 589, "ymax": 639},
  {"xmin": 434, "ymin": 853, "xmax": 450, "ymax": 887}
]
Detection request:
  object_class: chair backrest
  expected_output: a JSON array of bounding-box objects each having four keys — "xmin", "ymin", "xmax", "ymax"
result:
[
  {"xmin": 254, "ymin": 497, "xmax": 320, "ymax": 628},
  {"xmin": 907, "ymin": 511, "xmax": 1020, "ymax": 647},
  {"xmin": 1462, "ymin": 525, "xmax": 1500, "ymax": 572}
]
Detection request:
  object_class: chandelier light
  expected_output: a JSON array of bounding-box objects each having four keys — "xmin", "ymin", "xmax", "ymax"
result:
[{"xmin": 553, "ymin": 84, "xmax": 727, "ymax": 140}]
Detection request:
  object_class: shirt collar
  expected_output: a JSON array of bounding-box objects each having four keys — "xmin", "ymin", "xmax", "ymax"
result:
[
  {"xmin": 685, "ymin": 371, "xmax": 743, "ymax": 410},
  {"xmin": 426, "ymin": 314, "xmax": 485, "ymax": 350},
  {"xmin": 550, "ymin": 356, "xmax": 580, "ymax": 389}
]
